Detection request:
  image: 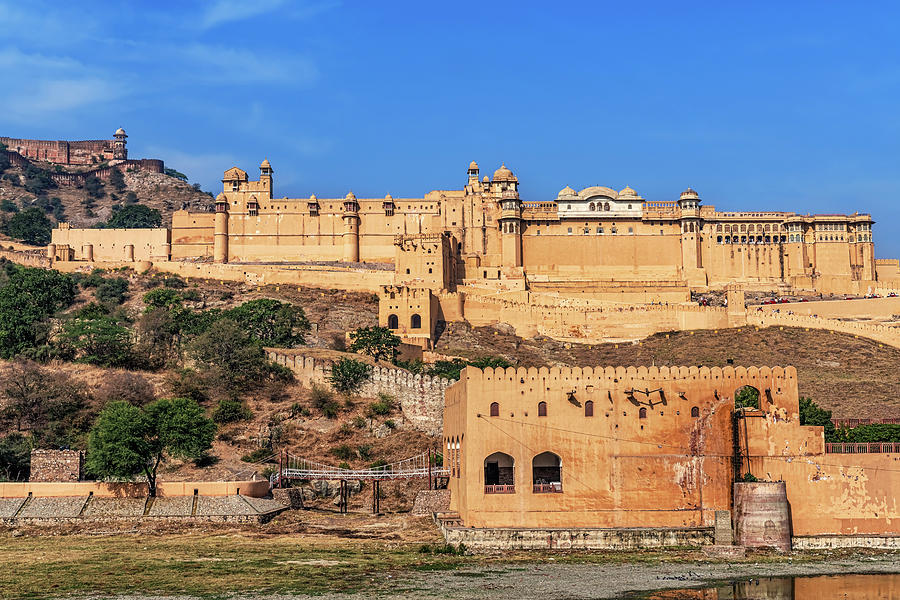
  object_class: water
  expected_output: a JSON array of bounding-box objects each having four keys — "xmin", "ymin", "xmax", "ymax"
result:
[{"xmin": 633, "ymin": 574, "xmax": 900, "ymax": 599}]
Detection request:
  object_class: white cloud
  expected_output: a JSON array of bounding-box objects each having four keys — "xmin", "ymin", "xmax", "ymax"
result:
[
  {"xmin": 179, "ymin": 43, "xmax": 317, "ymax": 85},
  {"xmin": 5, "ymin": 78, "xmax": 124, "ymax": 118},
  {"xmin": 199, "ymin": 0, "xmax": 340, "ymax": 30},
  {"xmin": 144, "ymin": 146, "xmax": 238, "ymax": 188}
]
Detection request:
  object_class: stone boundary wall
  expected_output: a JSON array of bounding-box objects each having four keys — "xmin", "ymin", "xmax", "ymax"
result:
[
  {"xmin": 266, "ymin": 350, "xmax": 451, "ymax": 435},
  {"xmin": 2, "ymin": 150, "xmax": 163, "ymax": 185},
  {"xmin": 29, "ymin": 450, "xmax": 82, "ymax": 482},
  {"xmin": 410, "ymin": 489, "xmax": 450, "ymax": 516},
  {"xmin": 792, "ymin": 535, "xmax": 900, "ymax": 550},
  {"xmin": 0, "ymin": 248, "xmax": 51, "ymax": 268},
  {"xmin": 748, "ymin": 312, "xmax": 900, "ymax": 349},
  {"xmin": 0, "ymin": 479, "xmax": 270, "ymax": 498},
  {"xmin": 436, "ymin": 518, "xmax": 713, "ymax": 551}
]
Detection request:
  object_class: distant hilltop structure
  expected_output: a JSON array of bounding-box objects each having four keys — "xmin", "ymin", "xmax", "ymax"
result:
[{"xmin": 0, "ymin": 128, "xmax": 164, "ymax": 185}]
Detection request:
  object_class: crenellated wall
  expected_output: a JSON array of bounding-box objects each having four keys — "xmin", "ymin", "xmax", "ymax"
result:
[{"xmin": 265, "ymin": 349, "xmax": 452, "ymax": 435}]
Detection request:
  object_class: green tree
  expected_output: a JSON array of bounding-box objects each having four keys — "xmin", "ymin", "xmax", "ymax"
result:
[
  {"xmin": 0, "ymin": 265, "xmax": 76, "ymax": 358},
  {"xmin": 56, "ymin": 312, "xmax": 133, "ymax": 367},
  {"xmin": 224, "ymin": 298, "xmax": 311, "ymax": 346},
  {"xmin": 212, "ymin": 398, "xmax": 252, "ymax": 424},
  {"xmin": 798, "ymin": 397, "xmax": 836, "ymax": 440},
  {"xmin": 0, "ymin": 199, "xmax": 18, "ymax": 213},
  {"xmin": 86, "ymin": 398, "xmax": 216, "ymax": 497},
  {"xmin": 348, "ymin": 326, "xmax": 401, "ymax": 362},
  {"xmin": 164, "ymin": 167, "xmax": 188, "ymax": 182},
  {"xmin": 108, "ymin": 167, "xmax": 126, "ymax": 193},
  {"xmin": 105, "ymin": 204, "xmax": 162, "ymax": 229},
  {"xmin": 328, "ymin": 358, "xmax": 372, "ymax": 394},
  {"xmin": 0, "ymin": 433, "xmax": 31, "ymax": 481},
  {"xmin": 425, "ymin": 356, "xmax": 513, "ymax": 380},
  {"xmin": 5, "ymin": 207, "xmax": 52, "ymax": 245},
  {"xmin": 734, "ymin": 386, "xmax": 760, "ymax": 410},
  {"xmin": 187, "ymin": 318, "xmax": 270, "ymax": 391}
]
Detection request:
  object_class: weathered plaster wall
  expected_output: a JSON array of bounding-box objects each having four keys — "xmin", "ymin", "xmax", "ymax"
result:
[{"xmin": 0, "ymin": 479, "xmax": 270, "ymax": 498}]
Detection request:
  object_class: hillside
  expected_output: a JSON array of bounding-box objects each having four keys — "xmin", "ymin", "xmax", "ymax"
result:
[
  {"xmin": 434, "ymin": 322, "xmax": 900, "ymax": 419},
  {"xmin": 0, "ymin": 161, "xmax": 213, "ymax": 228}
]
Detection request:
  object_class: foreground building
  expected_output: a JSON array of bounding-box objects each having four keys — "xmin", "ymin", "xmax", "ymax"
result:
[{"xmin": 441, "ymin": 364, "xmax": 899, "ymax": 549}]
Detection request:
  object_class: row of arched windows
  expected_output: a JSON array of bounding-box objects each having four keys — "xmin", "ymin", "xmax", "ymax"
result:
[
  {"xmin": 717, "ymin": 235, "xmax": 788, "ymax": 244},
  {"xmin": 489, "ymin": 401, "xmax": 701, "ymax": 418},
  {"xmin": 484, "ymin": 451, "xmax": 562, "ymax": 493},
  {"xmin": 386, "ymin": 314, "xmax": 421, "ymax": 329}
]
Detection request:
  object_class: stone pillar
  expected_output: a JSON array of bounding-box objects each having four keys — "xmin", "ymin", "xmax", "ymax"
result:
[
  {"xmin": 214, "ymin": 210, "xmax": 228, "ymax": 264},
  {"xmin": 82, "ymin": 243, "xmax": 94, "ymax": 262},
  {"xmin": 46, "ymin": 243, "xmax": 56, "ymax": 261},
  {"xmin": 124, "ymin": 244, "xmax": 134, "ymax": 262}
]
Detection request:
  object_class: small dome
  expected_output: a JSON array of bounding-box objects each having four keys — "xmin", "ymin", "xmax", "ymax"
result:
[
  {"xmin": 260, "ymin": 158, "xmax": 272, "ymax": 169},
  {"xmin": 468, "ymin": 161, "xmax": 479, "ymax": 171},
  {"xmin": 345, "ymin": 191, "xmax": 357, "ymax": 201},
  {"xmin": 492, "ymin": 163, "xmax": 517, "ymax": 182},
  {"xmin": 215, "ymin": 193, "xmax": 226, "ymax": 202},
  {"xmin": 680, "ymin": 187, "xmax": 699, "ymax": 200},
  {"xmin": 114, "ymin": 127, "xmax": 126, "ymax": 136},
  {"xmin": 557, "ymin": 185, "xmax": 577, "ymax": 198},
  {"xmin": 309, "ymin": 194, "xmax": 317, "ymax": 201},
  {"xmin": 619, "ymin": 185, "xmax": 638, "ymax": 198},
  {"xmin": 385, "ymin": 194, "xmax": 393, "ymax": 201},
  {"xmin": 482, "ymin": 176, "xmax": 489, "ymax": 182}
]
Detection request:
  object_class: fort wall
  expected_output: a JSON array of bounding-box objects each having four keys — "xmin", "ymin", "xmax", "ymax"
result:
[
  {"xmin": 51, "ymin": 226, "xmax": 170, "ymax": 262},
  {"xmin": 0, "ymin": 479, "xmax": 270, "ymax": 498},
  {"xmin": 445, "ymin": 365, "xmax": 900, "ymax": 537},
  {"xmin": 265, "ymin": 349, "xmax": 452, "ymax": 435}
]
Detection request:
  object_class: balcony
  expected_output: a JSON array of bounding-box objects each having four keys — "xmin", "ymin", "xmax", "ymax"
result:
[
  {"xmin": 484, "ymin": 484, "xmax": 516, "ymax": 494},
  {"xmin": 533, "ymin": 483, "xmax": 563, "ymax": 494}
]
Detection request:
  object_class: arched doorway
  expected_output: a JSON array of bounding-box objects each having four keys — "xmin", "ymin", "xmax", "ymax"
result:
[
  {"xmin": 387, "ymin": 314, "xmax": 399, "ymax": 329},
  {"xmin": 483, "ymin": 452, "xmax": 515, "ymax": 493},
  {"xmin": 532, "ymin": 451, "xmax": 562, "ymax": 493},
  {"xmin": 410, "ymin": 314, "xmax": 422, "ymax": 329},
  {"xmin": 735, "ymin": 385, "xmax": 760, "ymax": 410}
]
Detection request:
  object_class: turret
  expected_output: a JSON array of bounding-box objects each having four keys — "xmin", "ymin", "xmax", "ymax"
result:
[
  {"xmin": 259, "ymin": 158, "xmax": 273, "ymax": 194},
  {"xmin": 113, "ymin": 127, "xmax": 127, "ymax": 160},
  {"xmin": 678, "ymin": 188, "xmax": 703, "ymax": 275},
  {"xmin": 467, "ymin": 161, "xmax": 480, "ymax": 185},
  {"xmin": 342, "ymin": 191, "xmax": 360, "ymax": 262},
  {"xmin": 214, "ymin": 193, "xmax": 229, "ymax": 263},
  {"xmin": 496, "ymin": 164, "xmax": 522, "ymax": 268}
]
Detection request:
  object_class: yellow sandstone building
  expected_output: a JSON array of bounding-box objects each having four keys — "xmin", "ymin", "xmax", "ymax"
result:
[{"xmin": 166, "ymin": 160, "xmax": 878, "ymax": 296}]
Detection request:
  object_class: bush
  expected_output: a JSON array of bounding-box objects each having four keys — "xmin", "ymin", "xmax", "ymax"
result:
[
  {"xmin": 331, "ymin": 444, "xmax": 354, "ymax": 461},
  {"xmin": 357, "ymin": 444, "xmax": 372, "ymax": 461},
  {"xmin": 165, "ymin": 369, "xmax": 209, "ymax": 404},
  {"xmin": 367, "ymin": 392, "xmax": 394, "ymax": 416},
  {"xmin": 348, "ymin": 326, "xmax": 401, "ymax": 362},
  {"xmin": 799, "ymin": 397, "xmax": 836, "ymax": 440},
  {"xmin": 105, "ymin": 204, "xmax": 162, "ymax": 229},
  {"xmin": 832, "ymin": 423, "xmax": 900, "ymax": 444},
  {"xmin": 290, "ymin": 402, "xmax": 311, "ymax": 418},
  {"xmin": 328, "ymin": 358, "xmax": 372, "ymax": 394},
  {"xmin": 56, "ymin": 313, "xmax": 133, "ymax": 367},
  {"xmin": 734, "ymin": 386, "xmax": 760, "ymax": 410},
  {"xmin": 241, "ymin": 448, "xmax": 275, "ymax": 463},
  {"xmin": 94, "ymin": 277, "xmax": 129, "ymax": 305},
  {"xmin": 223, "ymin": 298, "xmax": 311, "ymax": 346},
  {"xmin": 0, "ymin": 199, "xmax": 18, "ymax": 213},
  {"xmin": 212, "ymin": 398, "xmax": 252, "ymax": 424},
  {"xmin": 352, "ymin": 416, "xmax": 367, "ymax": 429},
  {"xmin": 384, "ymin": 419, "xmax": 396, "ymax": 430},
  {"xmin": 0, "ymin": 433, "xmax": 32, "ymax": 481}
]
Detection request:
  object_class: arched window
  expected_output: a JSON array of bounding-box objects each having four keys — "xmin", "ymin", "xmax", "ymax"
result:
[
  {"xmin": 490, "ymin": 402, "xmax": 499, "ymax": 417},
  {"xmin": 532, "ymin": 451, "xmax": 562, "ymax": 493},
  {"xmin": 387, "ymin": 314, "xmax": 399, "ymax": 329},
  {"xmin": 691, "ymin": 406, "xmax": 700, "ymax": 418},
  {"xmin": 735, "ymin": 385, "xmax": 760, "ymax": 410},
  {"xmin": 639, "ymin": 407, "xmax": 647, "ymax": 419},
  {"xmin": 410, "ymin": 314, "xmax": 422, "ymax": 329},
  {"xmin": 538, "ymin": 401, "xmax": 547, "ymax": 417},
  {"xmin": 604, "ymin": 202, "xmax": 610, "ymax": 211},
  {"xmin": 589, "ymin": 202, "xmax": 595, "ymax": 211},
  {"xmin": 584, "ymin": 400, "xmax": 594, "ymax": 417},
  {"xmin": 484, "ymin": 452, "xmax": 515, "ymax": 493}
]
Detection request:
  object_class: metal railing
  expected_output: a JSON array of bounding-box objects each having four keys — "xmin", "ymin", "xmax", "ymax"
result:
[
  {"xmin": 825, "ymin": 443, "xmax": 900, "ymax": 454},
  {"xmin": 831, "ymin": 418, "xmax": 900, "ymax": 428},
  {"xmin": 272, "ymin": 450, "xmax": 448, "ymax": 486},
  {"xmin": 532, "ymin": 483, "xmax": 563, "ymax": 494},
  {"xmin": 484, "ymin": 484, "xmax": 516, "ymax": 494}
]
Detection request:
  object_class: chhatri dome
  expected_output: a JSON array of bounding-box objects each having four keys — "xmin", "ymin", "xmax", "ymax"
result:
[
  {"xmin": 492, "ymin": 163, "xmax": 517, "ymax": 182},
  {"xmin": 557, "ymin": 185, "xmax": 577, "ymax": 198},
  {"xmin": 114, "ymin": 127, "xmax": 126, "ymax": 136},
  {"xmin": 468, "ymin": 160, "xmax": 479, "ymax": 170},
  {"xmin": 260, "ymin": 158, "xmax": 272, "ymax": 169},
  {"xmin": 680, "ymin": 187, "xmax": 699, "ymax": 200},
  {"xmin": 619, "ymin": 186, "xmax": 638, "ymax": 198}
]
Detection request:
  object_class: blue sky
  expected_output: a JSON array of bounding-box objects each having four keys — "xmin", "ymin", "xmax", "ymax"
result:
[{"xmin": 2, "ymin": 1, "xmax": 899, "ymax": 256}]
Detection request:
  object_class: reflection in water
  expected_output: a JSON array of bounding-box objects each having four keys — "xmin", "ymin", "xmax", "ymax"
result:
[{"xmin": 637, "ymin": 574, "xmax": 900, "ymax": 599}]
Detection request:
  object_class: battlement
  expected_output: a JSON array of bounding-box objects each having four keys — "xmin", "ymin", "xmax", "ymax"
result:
[{"xmin": 462, "ymin": 364, "xmax": 797, "ymax": 384}]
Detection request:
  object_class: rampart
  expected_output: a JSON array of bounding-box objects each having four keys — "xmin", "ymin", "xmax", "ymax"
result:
[
  {"xmin": 2, "ymin": 149, "xmax": 163, "ymax": 185},
  {"xmin": 266, "ymin": 349, "xmax": 451, "ymax": 435},
  {"xmin": 748, "ymin": 312, "xmax": 900, "ymax": 349},
  {"xmin": 0, "ymin": 479, "xmax": 270, "ymax": 498}
]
